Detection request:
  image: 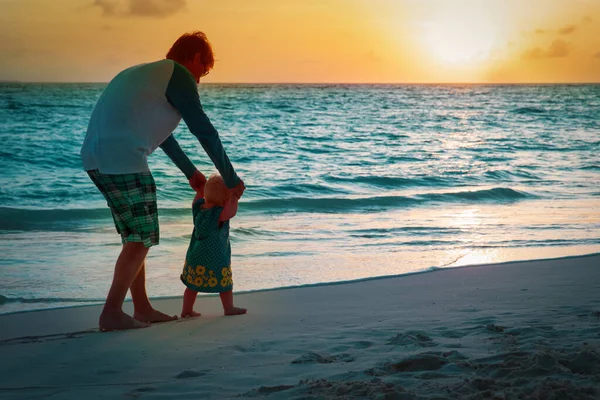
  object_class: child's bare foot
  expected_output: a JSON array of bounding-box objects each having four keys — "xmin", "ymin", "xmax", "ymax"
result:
[
  {"xmin": 181, "ymin": 310, "xmax": 201, "ymax": 318},
  {"xmin": 134, "ymin": 308, "xmax": 178, "ymax": 324},
  {"xmin": 224, "ymin": 307, "xmax": 247, "ymax": 316},
  {"xmin": 99, "ymin": 310, "xmax": 150, "ymax": 331}
]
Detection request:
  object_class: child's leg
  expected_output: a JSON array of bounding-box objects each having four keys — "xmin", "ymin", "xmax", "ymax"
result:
[
  {"xmin": 181, "ymin": 288, "xmax": 201, "ymax": 318},
  {"xmin": 219, "ymin": 290, "xmax": 247, "ymax": 316}
]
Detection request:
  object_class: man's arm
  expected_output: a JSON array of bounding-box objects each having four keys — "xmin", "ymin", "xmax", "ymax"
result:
[
  {"xmin": 159, "ymin": 134, "xmax": 197, "ymax": 179},
  {"xmin": 160, "ymin": 135, "xmax": 208, "ymax": 195},
  {"xmin": 165, "ymin": 62, "xmax": 240, "ymax": 189}
]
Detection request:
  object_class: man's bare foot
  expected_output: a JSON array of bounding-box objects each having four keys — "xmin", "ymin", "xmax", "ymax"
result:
[
  {"xmin": 181, "ymin": 310, "xmax": 201, "ymax": 318},
  {"xmin": 134, "ymin": 308, "xmax": 178, "ymax": 324},
  {"xmin": 99, "ymin": 310, "xmax": 150, "ymax": 331},
  {"xmin": 224, "ymin": 307, "xmax": 247, "ymax": 316}
]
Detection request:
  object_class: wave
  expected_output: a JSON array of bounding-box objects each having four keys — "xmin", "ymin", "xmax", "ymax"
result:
[
  {"xmin": 2, "ymin": 101, "xmax": 89, "ymax": 111},
  {"xmin": 511, "ymin": 106, "xmax": 546, "ymax": 114},
  {"xmin": 348, "ymin": 226, "xmax": 464, "ymax": 238},
  {"xmin": 262, "ymin": 183, "xmax": 348, "ymax": 196},
  {"xmin": 0, "ymin": 187, "xmax": 535, "ymax": 230},
  {"xmin": 427, "ymin": 187, "xmax": 532, "ymax": 201},
  {"xmin": 581, "ymin": 165, "xmax": 600, "ymax": 171},
  {"xmin": 324, "ymin": 175, "xmax": 447, "ymax": 188},
  {"xmin": 386, "ymin": 155, "xmax": 425, "ymax": 163},
  {"xmin": 241, "ymin": 187, "xmax": 533, "ymax": 213},
  {"xmin": 482, "ymin": 169, "xmax": 540, "ymax": 181},
  {"xmin": 0, "ymin": 207, "xmax": 192, "ymax": 231}
]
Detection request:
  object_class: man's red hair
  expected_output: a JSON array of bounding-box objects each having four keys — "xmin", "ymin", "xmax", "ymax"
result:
[{"xmin": 166, "ymin": 31, "xmax": 215, "ymax": 69}]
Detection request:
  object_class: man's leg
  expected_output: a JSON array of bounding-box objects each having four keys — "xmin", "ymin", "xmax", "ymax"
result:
[
  {"xmin": 130, "ymin": 260, "xmax": 178, "ymax": 323},
  {"xmin": 99, "ymin": 242, "xmax": 150, "ymax": 331}
]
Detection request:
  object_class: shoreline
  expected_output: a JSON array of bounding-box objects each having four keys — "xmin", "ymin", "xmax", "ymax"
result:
[{"xmin": 2, "ymin": 251, "xmax": 599, "ymax": 318}]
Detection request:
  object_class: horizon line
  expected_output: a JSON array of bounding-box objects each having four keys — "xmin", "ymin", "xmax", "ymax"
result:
[{"xmin": 1, "ymin": 81, "xmax": 600, "ymax": 85}]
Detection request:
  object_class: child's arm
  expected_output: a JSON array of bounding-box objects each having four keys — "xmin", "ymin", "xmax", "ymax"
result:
[
  {"xmin": 219, "ymin": 196, "xmax": 238, "ymax": 222},
  {"xmin": 188, "ymin": 170, "xmax": 206, "ymax": 203}
]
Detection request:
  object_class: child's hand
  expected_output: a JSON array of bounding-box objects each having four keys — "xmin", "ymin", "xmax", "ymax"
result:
[{"xmin": 219, "ymin": 194, "xmax": 239, "ymax": 222}]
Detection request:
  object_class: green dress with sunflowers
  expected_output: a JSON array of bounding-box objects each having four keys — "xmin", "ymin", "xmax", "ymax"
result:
[{"xmin": 181, "ymin": 199, "xmax": 233, "ymax": 293}]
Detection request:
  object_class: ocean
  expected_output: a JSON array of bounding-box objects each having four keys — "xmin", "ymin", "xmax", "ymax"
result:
[{"xmin": 1, "ymin": 83, "xmax": 599, "ymax": 315}]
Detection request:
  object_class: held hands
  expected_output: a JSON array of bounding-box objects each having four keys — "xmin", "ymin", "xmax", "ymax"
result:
[
  {"xmin": 189, "ymin": 170, "xmax": 207, "ymax": 190},
  {"xmin": 230, "ymin": 179, "xmax": 246, "ymax": 200},
  {"xmin": 189, "ymin": 170, "xmax": 207, "ymax": 203},
  {"xmin": 219, "ymin": 179, "xmax": 244, "ymax": 221},
  {"xmin": 219, "ymin": 193, "xmax": 239, "ymax": 222}
]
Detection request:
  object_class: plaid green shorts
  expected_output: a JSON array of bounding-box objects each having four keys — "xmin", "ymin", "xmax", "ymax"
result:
[{"xmin": 87, "ymin": 169, "xmax": 159, "ymax": 248}]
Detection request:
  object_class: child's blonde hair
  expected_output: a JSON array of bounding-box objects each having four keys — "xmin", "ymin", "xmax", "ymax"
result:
[{"xmin": 204, "ymin": 173, "xmax": 228, "ymax": 206}]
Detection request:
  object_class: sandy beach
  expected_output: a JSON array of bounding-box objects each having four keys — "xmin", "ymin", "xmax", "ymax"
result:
[
  {"xmin": 2, "ymin": 2, "xmax": 600, "ymax": 399},
  {"xmin": 1, "ymin": 253, "xmax": 599, "ymax": 399}
]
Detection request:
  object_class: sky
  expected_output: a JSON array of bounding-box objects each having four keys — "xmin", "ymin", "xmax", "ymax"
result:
[{"xmin": 1, "ymin": 0, "xmax": 599, "ymax": 83}]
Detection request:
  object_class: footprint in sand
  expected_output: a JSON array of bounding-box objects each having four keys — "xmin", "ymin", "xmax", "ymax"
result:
[
  {"xmin": 486, "ymin": 324, "xmax": 506, "ymax": 333},
  {"xmin": 174, "ymin": 370, "xmax": 206, "ymax": 379},
  {"xmin": 292, "ymin": 352, "xmax": 355, "ymax": 364},
  {"xmin": 256, "ymin": 385, "xmax": 295, "ymax": 394},
  {"xmin": 353, "ymin": 340, "xmax": 374, "ymax": 349},
  {"xmin": 367, "ymin": 354, "xmax": 448, "ymax": 376},
  {"xmin": 240, "ymin": 384, "xmax": 295, "ymax": 397},
  {"xmin": 560, "ymin": 348, "xmax": 600, "ymax": 375},
  {"xmin": 387, "ymin": 355, "xmax": 447, "ymax": 372},
  {"xmin": 0, "ymin": 329, "xmax": 96, "ymax": 346},
  {"xmin": 133, "ymin": 387, "xmax": 156, "ymax": 392},
  {"xmin": 386, "ymin": 331, "xmax": 437, "ymax": 347},
  {"xmin": 123, "ymin": 387, "xmax": 157, "ymax": 398},
  {"xmin": 297, "ymin": 378, "xmax": 406, "ymax": 399}
]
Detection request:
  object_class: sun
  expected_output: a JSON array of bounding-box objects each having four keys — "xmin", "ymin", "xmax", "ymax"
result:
[
  {"xmin": 419, "ymin": 5, "xmax": 504, "ymax": 67},
  {"xmin": 424, "ymin": 24, "xmax": 495, "ymax": 65}
]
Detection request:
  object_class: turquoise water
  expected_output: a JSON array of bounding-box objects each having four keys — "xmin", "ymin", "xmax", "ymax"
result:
[{"xmin": 1, "ymin": 83, "xmax": 599, "ymax": 314}]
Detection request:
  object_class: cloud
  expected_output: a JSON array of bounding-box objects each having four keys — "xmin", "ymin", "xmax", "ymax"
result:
[
  {"xmin": 92, "ymin": 0, "xmax": 186, "ymax": 18},
  {"xmin": 522, "ymin": 39, "xmax": 571, "ymax": 60},
  {"xmin": 535, "ymin": 29, "xmax": 547, "ymax": 34},
  {"xmin": 558, "ymin": 25, "xmax": 577, "ymax": 35},
  {"xmin": 128, "ymin": 0, "xmax": 185, "ymax": 17},
  {"xmin": 583, "ymin": 16, "xmax": 593, "ymax": 23},
  {"xmin": 5, "ymin": 47, "xmax": 56, "ymax": 59},
  {"xmin": 93, "ymin": 0, "xmax": 118, "ymax": 16},
  {"xmin": 595, "ymin": 51, "xmax": 600, "ymax": 58}
]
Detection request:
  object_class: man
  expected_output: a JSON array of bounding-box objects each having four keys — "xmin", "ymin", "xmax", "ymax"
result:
[{"xmin": 81, "ymin": 31, "xmax": 245, "ymax": 331}]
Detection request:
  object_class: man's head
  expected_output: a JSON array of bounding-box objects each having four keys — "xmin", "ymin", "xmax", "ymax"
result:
[{"xmin": 166, "ymin": 31, "xmax": 214, "ymax": 82}]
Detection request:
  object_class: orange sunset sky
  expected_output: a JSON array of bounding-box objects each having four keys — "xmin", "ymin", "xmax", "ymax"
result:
[{"xmin": 1, "ymin": 0, "xmax": 599, "ymax": 83}]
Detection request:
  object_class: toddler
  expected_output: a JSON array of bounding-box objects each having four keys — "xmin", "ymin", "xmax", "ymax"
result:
[{"xmin": 181, "ymin": 172, "xmax": 246, "ymax": 317}]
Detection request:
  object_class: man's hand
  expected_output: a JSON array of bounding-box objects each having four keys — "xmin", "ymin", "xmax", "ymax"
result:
[
  {"xmin": 219, "ymin": 195, "xmax": 239, "ymax": 222},
  {"xmin": 189, "ymin": 170, "xmax": 206, "ymax": 191},
  {"xmin": 230, "ymin": 179, "xmax": 246, "ymax": 199},
  {"xmin": 189, "ymin": 170, "xmax": 206, "ymax": 203}
]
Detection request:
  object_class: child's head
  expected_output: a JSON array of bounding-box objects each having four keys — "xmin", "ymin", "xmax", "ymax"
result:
[{"xmin": 204, "ymin": 173, "xmax": 229, "ymax": 206}]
